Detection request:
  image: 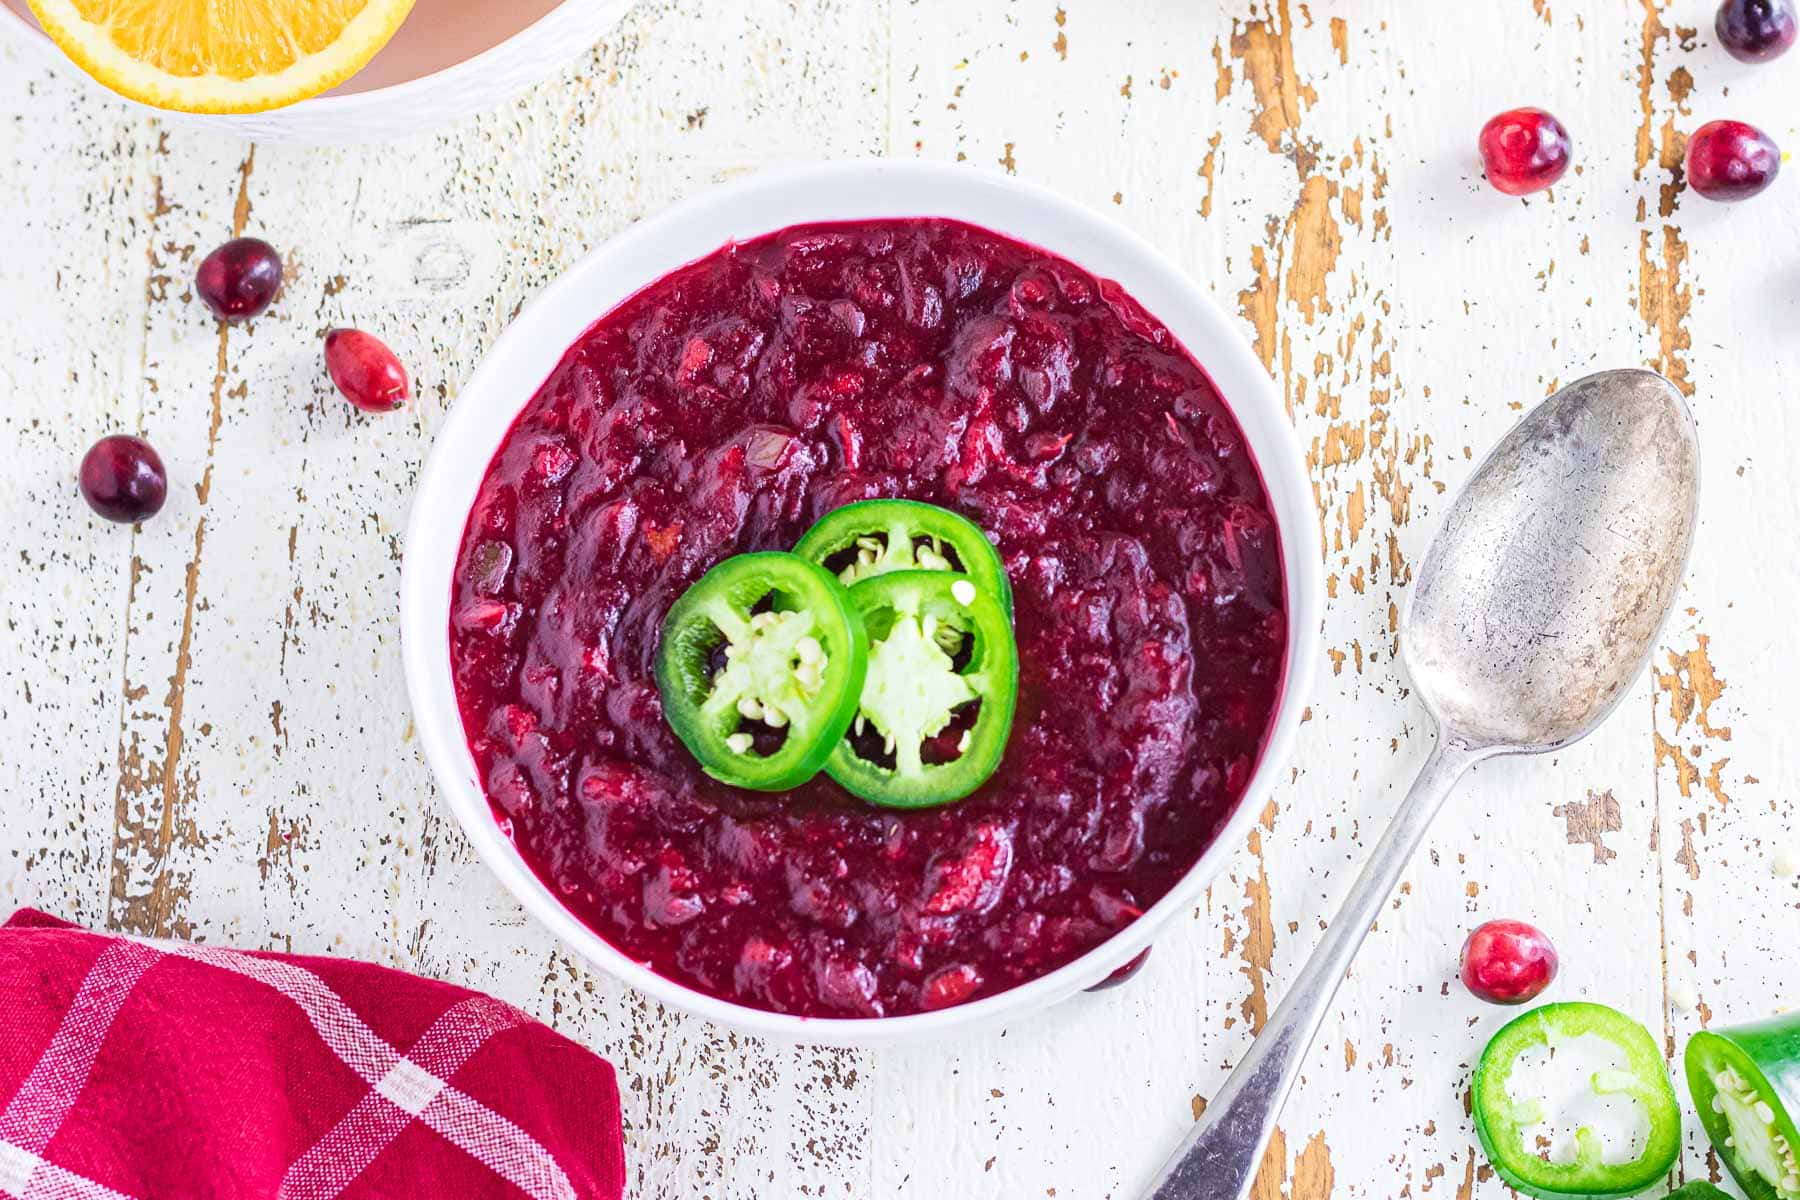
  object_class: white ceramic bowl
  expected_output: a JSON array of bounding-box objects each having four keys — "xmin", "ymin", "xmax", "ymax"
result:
[
  {"xmin": 402, "ymin": 161, "xmax": 1324, "ymax": 1046},
  {"xmin": 0, "ymin": 0, "xmax": 632, "ymax": 142}
]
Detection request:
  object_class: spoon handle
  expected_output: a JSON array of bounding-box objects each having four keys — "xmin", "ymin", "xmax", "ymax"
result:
[{"xmin": 1138, "ymin": 740, "xmax": 1482, "ymax": 1200}]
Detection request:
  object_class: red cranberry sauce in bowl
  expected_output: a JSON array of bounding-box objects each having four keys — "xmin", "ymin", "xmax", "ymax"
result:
[{"xmin": 449, "ymin": 218, "xmax": 1287, "ymax": 1019}]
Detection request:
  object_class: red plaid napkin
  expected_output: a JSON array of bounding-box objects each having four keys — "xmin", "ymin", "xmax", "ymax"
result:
[{"xmin": 0, "ymin": 910, "xmax": 626, "ymax": 1200}]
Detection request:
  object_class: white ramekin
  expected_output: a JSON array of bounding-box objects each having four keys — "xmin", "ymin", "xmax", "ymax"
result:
[
  {"xmin": 401, "ymin": 162, "xmax": 1324, "ymax": 1047},
  {"xmin": 0, "ymin": 0, "xmax": 632, "ymax": 143}
]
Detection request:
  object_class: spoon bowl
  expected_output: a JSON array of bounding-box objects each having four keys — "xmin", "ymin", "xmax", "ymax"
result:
[
  {"xmin": 1403, "ymin": 368, "xmax": 1700, "ymax": 751},
  {"xmin": 1141, "ymin": 368, "xmax": 1700, "ymax": 1200}
]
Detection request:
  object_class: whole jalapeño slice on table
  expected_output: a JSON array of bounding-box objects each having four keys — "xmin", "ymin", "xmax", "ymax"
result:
[
  {"xmin": 655, "ymin": 553, "xmax": 867, "ymax": 791},
  {"xmin": 795, "ymin": 499, "xmax": 1014, "ymax": 615},
  {"xmin": 826, "ymin": 569, "xmax": 1018, "ymax": 808},
  {"xmin": 1470, "ymin": 1002, "xmax": 1682, "ymax": 1199}
]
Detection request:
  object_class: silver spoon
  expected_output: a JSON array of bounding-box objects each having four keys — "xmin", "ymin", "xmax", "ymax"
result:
[{"xmin": 1140, "ymin": 368, "xmax": 1700, "ymax": 1200}]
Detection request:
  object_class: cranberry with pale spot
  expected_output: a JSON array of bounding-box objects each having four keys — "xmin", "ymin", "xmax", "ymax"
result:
[
  {"xmin": 1685, "ymin": 120, "xmax": 1781, "ymax": 202},
  {"xmin": 1478, "ymin": 108, "xmax": 1573, "ymax": 196},
  {"xmin": 1717, "ymin": 0, "xmax": 1798, "ymax": 62},
  {"xmin": 79, "ymin": 434, "xmax": 167, "ymax": 524},
  {"xmin": 324, "ymin": 328, "xmax": 410, "ymax": 412},
  {"xmin": 195, "ymin": 237, "xmax": 282, "ymax": 322},
  {"xmin": 922, "ymin": 964, "xmax": 984, "ymax": 1010},
  {"xmin": 1460, "ymin": 919, "xmax": 1558, "ymax": 1005}
]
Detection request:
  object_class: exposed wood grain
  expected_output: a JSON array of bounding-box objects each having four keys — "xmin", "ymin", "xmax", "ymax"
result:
[{"xmin": 3, "ymin": 2, "xmax": 1798, "ymax": 1197}]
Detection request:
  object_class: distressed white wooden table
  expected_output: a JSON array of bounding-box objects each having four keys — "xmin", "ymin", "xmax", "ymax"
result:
[{"xmin": 2, "ymin": 2, "xmax": 1795, "ymax": 1196}]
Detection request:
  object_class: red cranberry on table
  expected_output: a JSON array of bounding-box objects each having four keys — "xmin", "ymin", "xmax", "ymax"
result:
[
  {"xmin": 1478, "ymin": 108, "xmax": 1573, "ymax": 196},
  {"xmin": 79, "ymin": 435, "xmax": 167, "ymax": 524},
  {"xmin": 1685, "ymin": 120, "xmax": 1781, "ymax": 201},
  {"xmin": 1086, "ymin": 946, "xmax": 1152, "ymax": 992},
  {"xmin": 324, "ymin": 329, "xmax": 411, "ymax": 413},
  {"xmin": 1717, "ymin": 0, "xmax": 1798, "ymax": 61},
  {"xmin": 1459, "ymin": 919, "xmax": 1558, "ymax": 1005},
  {"xmin": 194, "ymin": 237, "xmax": 283, "ymax": 322}
]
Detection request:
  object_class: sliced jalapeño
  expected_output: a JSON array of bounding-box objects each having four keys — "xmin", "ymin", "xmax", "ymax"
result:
[
  {"xmin": 795, "ymin": 499, "xmax": 1013, "ymax": 615},
  {"xmin": 1471, "ymin": 1002, "xmax": 1682, "ymax": 1199},
  {"xmin": 654, "ymin": 552, "xmax": 866, "ymax": 791},
  {"xmin": 826, "ymin": 570, "xmax": 1018, "ymax": 808}
]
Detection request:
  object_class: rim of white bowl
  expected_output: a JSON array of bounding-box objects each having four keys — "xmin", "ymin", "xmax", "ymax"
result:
[
  {"xmin": 401, "ymin": 160, "xmax": 1324, "ymax": 1047},
  {"xmin": 0, "ymin": 1, "xmax": 632, "ymax": 139}
]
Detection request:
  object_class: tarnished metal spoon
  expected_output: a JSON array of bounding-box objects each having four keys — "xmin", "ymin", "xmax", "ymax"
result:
[{"xmin": 1140, "ymin": 368, "xmax": 1700, "ymax": 1200}]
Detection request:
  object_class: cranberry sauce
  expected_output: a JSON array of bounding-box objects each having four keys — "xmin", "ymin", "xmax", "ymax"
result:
[{"xmin": 450, "ymin": 219, "xmax": 1287, "ymax": 1018}]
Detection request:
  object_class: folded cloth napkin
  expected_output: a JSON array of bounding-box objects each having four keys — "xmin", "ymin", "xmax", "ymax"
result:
[{"xmin": 0, "ymin": 909, "xmax": 625, "ymax": 1200}]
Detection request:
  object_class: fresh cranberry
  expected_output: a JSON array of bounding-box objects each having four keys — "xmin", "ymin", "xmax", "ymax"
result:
[
  {"xmin": 194, "ymin": 238, "xmax": 282, "ymax": 322},
  {"xmin": 1478, "ymin": 108, "xmax": 1573, "ymax": 196},
  {"xmin": 79, "ymin": 435, "xmax": 167, "ymax": 524},
  {"xmin": 1460, "ymin": 920, "xmax": 1558, "ymax": 1005},
  {"xmin": 1717, "ymin": 0, "xmax": 1798, "ymax": 61},
  {"xmin": 324, "ymin": 329, "xmax": 410, "ymax": 412},
  {"xmin": 1085, "ymin": 946, "xmax": 1152, "ymax": 992},
  {"xmin": 1686, "ymin": 120, "xmax": 1781, "ymax": 201}
]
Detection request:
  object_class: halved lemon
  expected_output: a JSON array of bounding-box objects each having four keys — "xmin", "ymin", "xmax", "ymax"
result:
[{"xmin": 26, "ymin": 0, "xmax": 417, "ymax": 115}]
